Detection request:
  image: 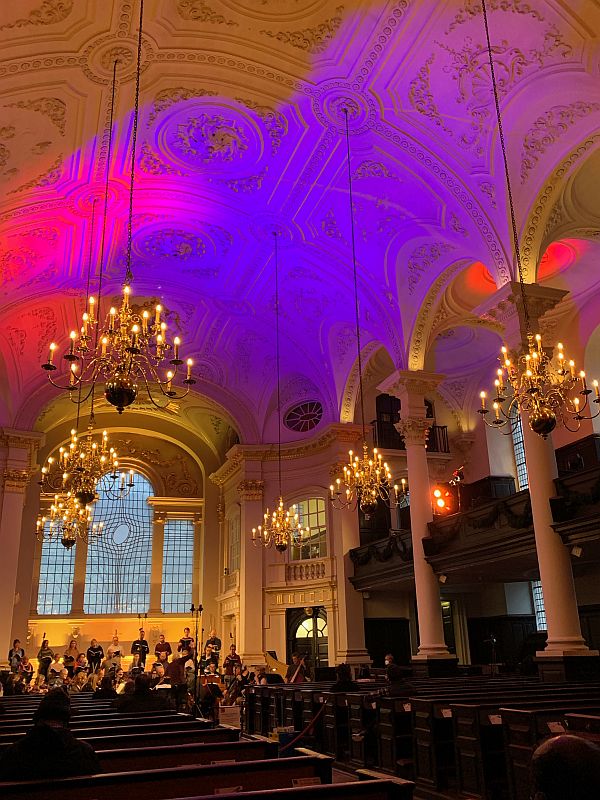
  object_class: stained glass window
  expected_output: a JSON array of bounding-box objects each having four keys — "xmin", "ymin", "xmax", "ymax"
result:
[
  {"xmin": 161, "ymin": 518, "xmax": 194, "ymax": 613},
  {"xmin": 37, "ymin": 527, "xmax": 75, "ymax": 615},
  {"xmin": 84, "ymin": 472, "xmax": 153, "ymax": 614}
]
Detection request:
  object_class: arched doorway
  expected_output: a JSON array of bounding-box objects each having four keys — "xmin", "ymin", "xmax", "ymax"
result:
[{"xmin": 286, "ymin": 607, "xmax": 328, "ymax": 672}]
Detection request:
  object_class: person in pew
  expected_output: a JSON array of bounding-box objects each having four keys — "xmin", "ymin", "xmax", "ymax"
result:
[
  {"xmin": 330, "ymin": 663, "xmax": 359, "ymax": 693},
  {"xmin": 93, "ymin": 675, "xmax": 117, "ymax": 699},
  {"xmin": 131, "ymin": 629, "xmax": 150, "ymax": 668},
  {"xmin": 115, "ymin": 673, "xmax": 172, "ymax": 712},
  {"xmin": 384, "ymin": 664, "xmax": 413, "ymax": 696},
  {"xmin": 0, "ymin": 688, "xmax": 101, "ymax": 780},
  {"xmin": 8, "ymin": 638, "xmax": 24, "ymax": 673},
  {"xmin": 285, "ymin": 652, "xmax": 310, "ymax": 683},
  {"xmin": 63, "ymin": 639, "xmax": 79, "ymax": 677},
  {"xmin": 530, "ymin": 734, "xmax": 600, "ymax": 800},
  {"xmin": 37, "ymin": 639, "xmax": 55, "ymax": 679},
  {"xmin": 155, "ymin": 633, "xmax": 172, "ymax": 661}
]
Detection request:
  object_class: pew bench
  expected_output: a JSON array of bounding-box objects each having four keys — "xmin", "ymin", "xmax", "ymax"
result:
[
  {"xmin": 0, "ymin": 753, "xmax": 334, "ymax": 799},
  {"xmin": 169, "ymin": 779, "xmax": 414, "ymax": 800},
  {"xmin": 98, "ymin": 737, "xmax": 279, "ymax": 771}
]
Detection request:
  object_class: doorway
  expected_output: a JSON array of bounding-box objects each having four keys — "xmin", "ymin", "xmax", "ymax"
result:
[{"xmin": 286, "ymin": 606, "xmax": 328, "ymax": 672}]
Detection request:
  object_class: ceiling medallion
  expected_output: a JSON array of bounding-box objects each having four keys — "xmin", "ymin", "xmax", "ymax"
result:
[
  {"xmin": 41, "ymin": 0, "xmax": 196, "ymax": 414},
  {"xmin": 476, "ymin": 0, "xmax": 598, "ymax": 438}
]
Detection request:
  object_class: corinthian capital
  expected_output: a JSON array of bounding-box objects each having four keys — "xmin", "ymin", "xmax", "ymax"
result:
[
  {"xmin": 3, "ymin": 469, "xmax": 32, "ymax": 493},
  {"xmin": 396, "ymin": 417, "xmax": 431, "ymax": 447}
]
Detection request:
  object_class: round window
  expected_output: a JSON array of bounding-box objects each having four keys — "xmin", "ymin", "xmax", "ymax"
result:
[{"xmin": 284, "ymin": 401, "xmax": 323, "ymax": 433}]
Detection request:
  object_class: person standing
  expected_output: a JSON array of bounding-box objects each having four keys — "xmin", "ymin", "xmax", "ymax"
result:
[
  {"xmin": 154, "ymin": 634, "xmax": 172, "ymax": 661},
  {"xmin": 178, "ymin": 627, "xmax": 194, "ymax": 653},
  {"xmin": 63, "ymin": 641, "xmax": 79, "ymax": 678},
  {"xmin": 37, "ymin": 639, "xmax": 55, "ymax": 680},
  {"xmin": 223, "ymin": 644, "xmax": 242, "ymax": 684},
  {"xmin": 106, "ymin": 636, "xmax": 122, "ymax": 670},
  {"xmin": 8, "ymin": 640, "xmax": 25, "ymax": 674},
  {"xmin": 131, "ymin": 629, "xmax": 150, "ymax": 668},
  {"xmin": 86, "ymin": 639, "xmax": 104, "ymax": 674}
]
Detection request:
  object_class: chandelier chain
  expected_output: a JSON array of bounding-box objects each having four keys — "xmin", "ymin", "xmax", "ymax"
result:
[
  {"xmin": 481, "ymin": 0, "xmax": 531, "ymax": 336},
  {"xmin": 343, "ymin": 107, "xmax": 366, "ymax": 438},
  {"xmin": 80, "ymin": 198, "xmax": 98, "ymax": 427},
  {"xmin": 125, "ymin": 0, "xmax": 144, "ymax": 286},
  {"xmin": 96, "ymin": 58, "xmax": 119, "ymax": 339},
  {"xmin": 274, "ymin": 231, "xmax": 282, "ymax": 496}
]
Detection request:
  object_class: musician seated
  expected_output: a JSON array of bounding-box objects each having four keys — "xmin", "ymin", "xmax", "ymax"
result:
[
  {"xmin": 116, "ymin": 673, "xmax": 171, "ymax": 712},
  {"xmin": 203, "ymin": 661, "xmax": 220, "ymax": 678},
  {"xmin": 200, "ymin": 644, "xmax": 218, "ymax": 674},
  {"xmin": 285, "ymin": 652, "xmax": 310, "ymax": 683},
  {"xmin": 150, "ymin": 662, "xmax": 171, "ymax": 690}
]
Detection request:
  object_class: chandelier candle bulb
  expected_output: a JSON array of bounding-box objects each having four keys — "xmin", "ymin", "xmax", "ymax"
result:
[
  {"xmin": 580, "ymin": 371, "xmax": 587, "ymax": 392},
  {"xmin": 109, "ymin": 308, "xmax": 116, "ymax": 332},
  {"xmin": 594, "ymin": 380, "xmax": 599, "ymax": 399},
  {"xmin": 123, "ymin": 285, "xmax": 130, "ymax": 307},
  {"xmin": 68, "ymin": 331, "xmax": 77, "ymax": 356},
  {"xmin": 142, "ymin": 310, "xmax": 149, "ymax": 334},
  {"xmin": 47, "ymin": 342, "xmax": 56, "ymax": 365},
  {"xmin": 480, "ymin": 391, "xmax": 487, "ymax": 410},
  {"xmin": 186, "ymin": 358, "xmax": 193, "ymax": 380},
  {"xmin": 155, "ymin": 304, "xmax": 161, "ymax": 326}
]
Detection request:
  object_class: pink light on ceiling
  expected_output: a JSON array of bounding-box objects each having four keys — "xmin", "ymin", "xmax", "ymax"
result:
[{"xmin": 537, "ymin": 239, "xmax": 589, "ymax": 282}]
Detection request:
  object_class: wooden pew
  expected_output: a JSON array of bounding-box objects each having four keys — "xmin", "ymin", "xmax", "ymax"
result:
[
  {"xmin": 503, "ymin": 702, "xmax": 600, "ymax": 800},
  {"xmin": 164, "ymin": 780, "xmax": 415, "ymax": 800},
  {"xmin": 377, "ymin": 696, "xmax": 414, "ymax": 778},
  {"xmin": 565, "ymin": 711, "xmax": 600, "ymax": 734},
  {"xmin": 0, "ymin": 710, "xmax": 188, "ymax": 731},
  {"xmin": 98, "ymin": 737, "xmax": 279, "ymax": 771},
  {"xmin": 347, "ymin": 692, "xmax": 379, "ymax": 769},
  {"xmin": 0, "ymin": 753, "xmax": 334, "ymax": 799},
  {"xmin": 0, "ymin": 723, "xmax": 238, "ymax": 754}
]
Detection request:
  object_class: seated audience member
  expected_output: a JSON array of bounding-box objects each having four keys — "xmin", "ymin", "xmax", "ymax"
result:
[
  {"xmin": 116, "ymin": 673, "xmax": 171, "ymax": 712},
  {"xmin": 530, "ymin": 734, "xmax": 600, "ymax": 800},
  {"xmin": 63, "ymin": 640, "xmax": 79, "ymax": 677},
  {"xmin": 384, "ymin": 653, "xmax": 394, "ymax": 667},
  {"xmin": 18, "ymin": 656, "xmax": 34, "ymax": 684},
  {"xmin": 8, "ymin": 639, "xmax": 24, "ymax": 673},
  {"xmin": 385, "ymin": 664, "xmax": 413, "ymax": 696},
  {"xmin": 330, "ymin": 662, "xmax": 358, "ymax": 693},
  {"xmin": 154, "ymin": 633, "xmax": 172, "ymax": 660},
  {"xmin": 0, "ymin": 689, "xmax": 101, "ymax": 779},
  {"xmin": 93, "ymin": 676, "xmax": 117, "ymax": 699},
  {"xmin": 37, "ymin": 639, "xmax": 55, "ymax": 679},
  {"xmin": 178, "ymin": 627, "xmax": 194, "ymax": 653}
]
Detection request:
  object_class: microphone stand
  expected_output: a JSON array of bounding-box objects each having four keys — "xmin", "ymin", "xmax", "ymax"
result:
[{"xmin": 190, "ymin": 602, "xmax": 203, "ymax": 718}]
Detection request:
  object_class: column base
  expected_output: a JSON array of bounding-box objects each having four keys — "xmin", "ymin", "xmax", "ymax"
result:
[
  {"xmin": 411, "ymin": 655, "xmax": 459, "ymax": 678},
  {"xmin": 336, "ymin": 648, "xmax": 371, "ymax": 666},
  {"xmin": 535, "ymin": 651, "xmax": 600, "ymax": 682}
]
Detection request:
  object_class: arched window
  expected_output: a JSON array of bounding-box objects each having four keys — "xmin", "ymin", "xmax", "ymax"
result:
[
  {"xmin": 84, "ymin": 472, "xmax": 153, "ymax": 614},
  {"xmin": 289, "ymin": 498, "xmax": 327, "ymax": 561},
  {"xmin": 37, "ymin": 528, "xmax": 75, "ymax": 615}
]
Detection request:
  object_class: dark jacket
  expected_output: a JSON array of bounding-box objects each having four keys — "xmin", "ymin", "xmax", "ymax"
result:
[{"xmin": 0, "ymin": 723, "xmax": 101, "ymax": 779}]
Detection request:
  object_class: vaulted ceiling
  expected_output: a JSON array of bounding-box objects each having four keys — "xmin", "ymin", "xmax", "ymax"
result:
[{"xmin": 1, "ymin": 0, "xmax": 599, "ymax": 445}]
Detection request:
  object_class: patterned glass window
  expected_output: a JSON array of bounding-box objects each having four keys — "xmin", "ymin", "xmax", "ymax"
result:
[
  {"xmin": 161, "ymin": 519, "xmax": 195, "ymax": 613},
  {"xmin": 295, "ymin": 617, "xmax": 328, "ymax": 638},
  {"xmin": 228, "ymin": 515, "xmax": 241, "ymax": 572},
  {"xmin": 290, "ymin": 498, "xmax": 327, "ymax": 561},
  {"xmin": 37, "ymin": 527, "xmax": 75, "ymax": 615},
  {"xmin": 84, "ymin": 472, "xmax": 153, "ymax": 614},
  {"xmin": 531, "ymin": 580, "xmax": 547, "ymax": 630},
  {"xmin": 511, "ymin": 413, "xmax": 529, "ymax": 491}
]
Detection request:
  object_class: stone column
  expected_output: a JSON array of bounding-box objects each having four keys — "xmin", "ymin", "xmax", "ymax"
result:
[
  {"xmin": 332, "ymin": 504, "xmax": 370, "ymax": 665},
  {"xmin": 379, "ymin": 371, "xmax": 456, "ymax": 676},
  {"xmin": 237, "ymin": 479, "xmax": 265, "ymax": 666},
  {"xmin": 0, "ymin": 430, "xmax": 41, "ymax": 655},
  {"xmin": 522, "ymin": 419, "xmax": 598, "ymax": 677}
]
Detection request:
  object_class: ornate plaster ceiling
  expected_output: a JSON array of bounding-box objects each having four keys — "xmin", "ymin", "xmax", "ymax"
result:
[{"xmin": 0, "ymin": 0, "xmax": 599, "ymax": 441}]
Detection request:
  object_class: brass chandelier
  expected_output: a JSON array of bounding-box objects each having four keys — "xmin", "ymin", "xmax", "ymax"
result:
[
  {"xmin": 37, "ymin": 492, "xmax": 103, "ymax": 551},
  {"xmin": 329, "ymin": 108, "xmax": 399, "ymax": 515},
  {"xmin": 41, "ymin": 0, "xmax": 195, "ymax": 413},
  {"xmin": 477, "ymin": 0, "xmax": 599, "ymax": 438},
  {"xmin": 40, "ymin": 424, "xmax": 134, "ymax": 506},
  {"xmin": 252, "ymin": 233, "xmax": 309, "ymax": 553}
]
